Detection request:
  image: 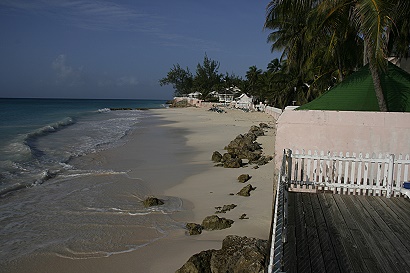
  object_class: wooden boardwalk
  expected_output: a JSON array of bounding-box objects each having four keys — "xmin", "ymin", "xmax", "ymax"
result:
[{"xmin": 283, "ymin": 192, "xmax": 410, "ymax": 273}]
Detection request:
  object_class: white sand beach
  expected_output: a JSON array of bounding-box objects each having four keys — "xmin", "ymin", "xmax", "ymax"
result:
[{"xmin": 5, "ymin": 107, "xmax": 276, "ymax": 273}]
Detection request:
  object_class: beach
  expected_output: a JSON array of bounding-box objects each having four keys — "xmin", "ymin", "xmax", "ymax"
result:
[{"xmin": 2, "ymin": 106, "xmax": 276, "ymax": 273}]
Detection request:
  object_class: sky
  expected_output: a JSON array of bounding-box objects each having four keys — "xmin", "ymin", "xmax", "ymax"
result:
[{"xmin": 0, "ymin": 0, "xmax": 280, "ymax": 100}]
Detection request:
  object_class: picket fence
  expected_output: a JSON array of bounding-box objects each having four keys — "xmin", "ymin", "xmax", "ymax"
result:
[{"xmin": 283, "ymin": 149, "xmax": 410, "ymax": 198}]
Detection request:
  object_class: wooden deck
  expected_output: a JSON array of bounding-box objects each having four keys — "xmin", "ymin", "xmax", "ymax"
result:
[{"xmin": 283, "ymin": 192, "xmax": 410, "ymax": 273}]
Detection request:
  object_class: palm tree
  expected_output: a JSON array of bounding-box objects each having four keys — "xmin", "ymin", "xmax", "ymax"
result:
[
  {"xmin": 245, "ymin": 65, "xmax": 263, "ymax": 100},
  {"xmin": 265, "ymin": 0, "xmax": 410, "ymax": 111}
]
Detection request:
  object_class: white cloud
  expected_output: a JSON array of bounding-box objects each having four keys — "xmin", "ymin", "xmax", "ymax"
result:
[
  {"xmin": 117, "ymin": 76, "xmax": 139, "ymax": 86},
  {"xmin": 0, "ymin": 0, "xmax": 220, "ymax": 52},
  {"xmin": 1, "ymin": 0, "xmax": 156, "ymax": 32},
  {"xmin": 51, "ymin": 54, "xmax": 84, "ymax": 85}
]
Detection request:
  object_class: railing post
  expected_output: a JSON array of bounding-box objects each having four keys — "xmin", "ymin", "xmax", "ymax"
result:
[
  {"xmin": 286, "ymin": 149, "xmax": 292, "ymax": 184},
  {"xmin": 386, "ymin": 154, "xmax": 395, "ymax": 198}
]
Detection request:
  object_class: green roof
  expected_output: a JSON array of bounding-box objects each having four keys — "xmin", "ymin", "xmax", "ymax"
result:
[{"xmin": 297, "ymin": 62, "xmax": 410, "ymax": 112}]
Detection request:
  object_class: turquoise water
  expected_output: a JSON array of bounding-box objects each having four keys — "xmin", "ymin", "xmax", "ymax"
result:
[
  {"xmin": 0, "ymin": 98, "xmax": 167, "ymax": 193},
  {"xmin": 0, "ymin": 98, "xmax": 191, "ymax": 265}
]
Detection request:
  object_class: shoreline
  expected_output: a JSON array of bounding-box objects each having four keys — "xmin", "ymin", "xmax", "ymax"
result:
[
  {"xmin": 150, "ymin": 107, "xmax": 276, "ymax": 271},
  {"xmin": 3, "ymin": 107, "xmax": 276, "ymax": 273}
]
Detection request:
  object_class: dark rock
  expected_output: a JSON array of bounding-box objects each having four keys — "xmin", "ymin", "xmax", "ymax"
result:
[
  {"xmin": 237, "ymin": 174, "xmax": 251, "ymax": 183},
  {"xmin": 176, "ymin": 235, "xmax": 268, "ymax": 273},
  {"xmin": 237, "ymin": 184, "xmax": 256, "ymax": 197},
  {"xmin": 210, "ymin": 235, "xmax": 268, "ymax": 273},
  {"xmin": 202, "ymin": 215, "xmax": 234, "ymax": 230},
  {"xmin": 239, "ymin": 213, "xmax": 249, "ymax": 219},
  {"xmin": 246, "ymin": 151, "xmax": 262, "ymax": 163},
  {"xmin": 223, "ymin": 158, "xmax": 242, "ymax": 168},
  {"xmin": 253, "ymin": 165, "xmax": 260, "ymax": 169},
  {"xmin": 110, "ymin": 107, "xmax": 134, "ymax": 111},
  {"xmin": 249, "ymin": 125, "xmax": 264, "ymax": 136},
  {"xmin": 186, "ymin": 223, "xmax": 203, "ymax": 235},
  {"xmin": 175, "ymin": 249, "xmax": 214, "ymax": 273},
  {"xmin": 256, "ymin": 155, "xmax": 273, "ymax": 166},
  {"xmin": 142, "ymin": 196, "xmax": 164, "ymax": 207},
  {"xmin": 259, "ymin": 122, "xmax": 269, "ymax": 128},
  {"xmin": 211, "ymin": 151, "xmax": 223, "ymax": 162},
  {"xmin": 221, "ymin": 152, "xmax": 235, "ymax": 162},
  {"xmin": 224, "ymin": 133, "xmax": 262, "ymax": 162},
  {"xmin": 215, "ymin": 204, "xmax": 237, "ymax": 213}
]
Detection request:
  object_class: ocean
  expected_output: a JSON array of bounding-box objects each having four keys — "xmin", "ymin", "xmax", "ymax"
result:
[{"xmin": 0, "ymin": 98, "xmax": 188, "ymax": 267}]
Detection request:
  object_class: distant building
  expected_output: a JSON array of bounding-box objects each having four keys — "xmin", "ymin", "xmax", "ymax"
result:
[
  {"xmin": 187, "ymin": 92, "xmax": 202, "ymax": 99},
  {"xmin": 217, "ymin": 86, "xmax": 241, "ymax": 103},
  {"xmin": 235, "ymin": 93, "xmax": 253, "ymax": 109}
]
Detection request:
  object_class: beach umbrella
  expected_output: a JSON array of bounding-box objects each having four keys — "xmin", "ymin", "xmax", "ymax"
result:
[{"xmin": 297, "ymin": 62, "xmax": 410, "ymax": 112}]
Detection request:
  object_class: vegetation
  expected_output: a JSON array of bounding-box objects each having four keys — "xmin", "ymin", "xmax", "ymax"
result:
[
  {"xmin": 161, "ymin": 1, "xmax": 410, "ymax": 110},
  {"xmin": 264, "ymin": 0, "xmax": 410, "ymax": 111},
  {"xmin": 160, "ymin": 54, "xmax": 235, "ymax": 100}
]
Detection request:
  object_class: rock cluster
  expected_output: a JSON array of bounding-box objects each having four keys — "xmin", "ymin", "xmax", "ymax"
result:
[
  {"xmin": 202, "ymin": 215, "xmax": 234, "ymax": 231},
  {"xmin": 176, "ymin": 235, "xmax": 269, "ymax": 273},
  {"xmin": 211, "ymin": 125, "xmax": 272, "ymax": 168},
  {"xmin": 215, "ymin": 204, "xmax": 237, "ymax": 214},
  {"xmin": 185, "ymin": 215, "xmax": 234, "ymax": 235},
  {"xmin": 142, "ymin": 196, "xmax": 164, "ymax": 208}
]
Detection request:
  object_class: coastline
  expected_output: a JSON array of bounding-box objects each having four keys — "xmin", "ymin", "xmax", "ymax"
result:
[{"xmin": 3, "ymin": 107, "xmax": 276, "ymax": 273}]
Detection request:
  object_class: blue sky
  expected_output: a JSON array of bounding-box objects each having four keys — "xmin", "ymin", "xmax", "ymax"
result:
[{"xmin": 0, "ymin": 0, "xmax": 280, "ymax": 100}]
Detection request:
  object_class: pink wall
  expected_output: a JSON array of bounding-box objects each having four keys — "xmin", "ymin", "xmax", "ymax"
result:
[{"xmin": 274, "ymin": 110, "xmax": 410, "ymax": 170}]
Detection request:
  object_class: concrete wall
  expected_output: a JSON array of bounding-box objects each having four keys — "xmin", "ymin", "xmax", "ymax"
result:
[
  {"xmin": 274, "ymin": 109, "xmax": 410, "ymax": 170},
  {"xmin": 264, "ymin": 106, "xmax": 282, "ymax": 121}
]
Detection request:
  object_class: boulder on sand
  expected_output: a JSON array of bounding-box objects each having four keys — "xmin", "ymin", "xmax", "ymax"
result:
[
  {"xmin": 201, "ymin": 215, "xmax": 234, "ymax": 231},
  {"xmin": 186, "ymin": 223, "xmax": 203, "ymax": 235},
  {"xmin": 211, "ymin": 151, "xmax": 223, "ymax": 162},
  {"xmin": 237, "ymin": 174, "xmax": 251, "ymax": 183},
  {"xmin": 142, "ymin": 196, "xmax": 164, "ymax": 207},
  {"xmin": 237, "ymin": 184, "xmax": 256, "ymax": 197},
  {"xmin": 176, "ymin": 235, "xmax": 268, "ymax": 273}
]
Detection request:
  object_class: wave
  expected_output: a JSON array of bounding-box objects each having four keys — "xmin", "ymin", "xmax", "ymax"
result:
[
  {"xmin": 25, "ymin": 117, "xmax": 75, "ymax": 141},
  {"xmin": 1, "ymin": 117, "xmax": 76, "ymax": 163},
  {"xmin": 0, "ymin": 169, "xmax": 61, "ymax": 197},
  {"xmin": 97, "ymin": 108, "xmax": 111, "ymax": 113}
]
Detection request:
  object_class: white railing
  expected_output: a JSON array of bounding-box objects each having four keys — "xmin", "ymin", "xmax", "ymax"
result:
[{"xmin": 284, "ymin": 149, "xmax": 410, "ymax": 198}]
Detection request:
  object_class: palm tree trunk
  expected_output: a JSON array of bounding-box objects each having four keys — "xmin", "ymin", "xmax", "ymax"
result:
[{"xmin": 366, "ymin": 42, "xmax": 388, "ymax": 112}]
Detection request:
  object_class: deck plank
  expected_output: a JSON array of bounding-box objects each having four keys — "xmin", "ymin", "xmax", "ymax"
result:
[
  {"xmin": 294, "ymin": 192, "xmax": 312, "ymax": 273},
  {"xmin": 309, "ymin": 194, "xmax": 341, "ymax": 273},
  {"xmin": 281, "ymin": 192, "xmax": 410, "ymax": 273},
  {"xmin": 302, "ymin": 194, "xmax": 327, "ymax": 273},
  {"xmin": 370, "ymin": 197, "xmax": 410, "ymax": 253},
  {"xmin": 320, "ymin": 194, "xmax": 359, "ymax": 272},
  {"xmin": 377, "ymin": 197, "xmax": 410, "ymax": 229},
  {"xmin": 339, "ymin": 195, "xmax": 402, "ymax": 272},
  {"xmin": 357, "ymin": 196, "xmax": 410, "ymax": 268},
  {"xmin": 283, "ymin": 190, "xmax": 298, "ymax": 273}
]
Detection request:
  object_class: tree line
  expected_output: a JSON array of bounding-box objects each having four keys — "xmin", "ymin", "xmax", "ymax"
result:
[{"xmin": 160, "ymin": 1, "xmax": 410, "ymax": 111}]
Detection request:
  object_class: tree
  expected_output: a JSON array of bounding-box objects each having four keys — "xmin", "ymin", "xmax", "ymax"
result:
[
  {"xmin": 193, "ymin": 54, "xmax": 222, "ymax": 99},
  {"xmin": 267, "ymin": 58, "xmax": 281, "ymax": 73},
  {"xmin": 245, "ymin": 65, "xmax": 262, "ymax": 100},
  {"xmin": 159, "ymin": 64, "xmax": 193, "ymax": 96},
  {"xmin": 265, "ymin": 0, "xmax": 410, "ymax": 111}
]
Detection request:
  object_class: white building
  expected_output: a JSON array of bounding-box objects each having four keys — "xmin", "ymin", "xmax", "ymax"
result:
[{"xmin": 235, "ymin": 93, "xmax": 253, "ymax": 109}]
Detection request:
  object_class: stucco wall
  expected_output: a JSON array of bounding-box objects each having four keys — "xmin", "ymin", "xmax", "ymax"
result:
[{"xmin": 274, "ymin": 109, "xmax": 410, "ymax": 170}]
